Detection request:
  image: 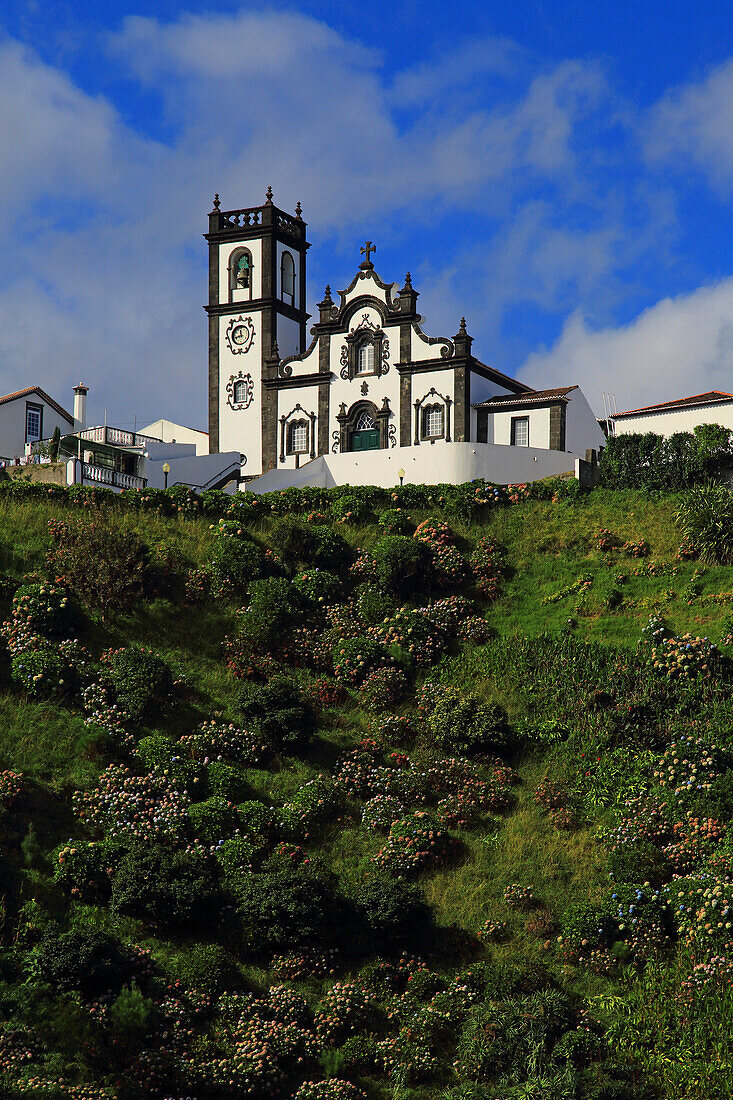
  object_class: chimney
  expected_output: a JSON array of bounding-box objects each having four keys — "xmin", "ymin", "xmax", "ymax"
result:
[{"xmin": 73, "ymin": 383, "xmax": 88, "ymax": 431}]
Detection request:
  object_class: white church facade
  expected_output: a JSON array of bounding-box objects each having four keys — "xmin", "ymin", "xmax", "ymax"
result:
[{"xmin": 205, "ymin": 191, "xmax": 605, "ymax": 489}]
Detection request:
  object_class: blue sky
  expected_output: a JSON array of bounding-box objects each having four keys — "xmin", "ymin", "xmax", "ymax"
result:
[{"xmin": 1, "ymin": 1, "xmax": 733, "ymax": 429}]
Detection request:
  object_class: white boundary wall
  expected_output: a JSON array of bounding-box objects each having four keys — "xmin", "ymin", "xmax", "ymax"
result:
[{"xmin": 247, "ymin": 441, "xmax": 578, "ymax": 493}]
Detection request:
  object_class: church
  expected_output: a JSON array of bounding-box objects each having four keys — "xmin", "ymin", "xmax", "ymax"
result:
[{"xmin": 205, "ymin": 190, "xmax": 605, "ymax": 490}]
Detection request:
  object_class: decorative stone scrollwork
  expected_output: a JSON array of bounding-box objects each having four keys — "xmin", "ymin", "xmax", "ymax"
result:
[
  {"xmin": 225, "ymin": 316, "xmax": 255, "ymax": 355},
  {"xmin": 331, "ymin": 430, "xmax": 341, "ymax": 454},
  {"xmin": 360, "ymin": 381, "xmax": 369, "ymax": 395},
  {"xmin": 388, "ymin": 423, "xmax": 397, "ymax": 448},
  {"xmin": 339, "ymin": 345, "xmax": 349, "ymax": 379},
  {"xmin": 226, "ymin": 372, "xmax": 255, "ymax": 410}
]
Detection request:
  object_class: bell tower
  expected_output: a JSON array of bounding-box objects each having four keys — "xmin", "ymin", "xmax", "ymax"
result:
[{"xmin": 204, "ymin": 188, "xmax": 309, "ymax": 466}]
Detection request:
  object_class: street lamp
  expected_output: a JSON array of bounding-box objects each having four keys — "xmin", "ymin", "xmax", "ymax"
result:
[
  {"xmin": 163, "ymin": 461, "xmax": 170, "ymax": 490},
  {"xmin": 398, "ymin": 467, "xmax": 405, "ymax": 487}
]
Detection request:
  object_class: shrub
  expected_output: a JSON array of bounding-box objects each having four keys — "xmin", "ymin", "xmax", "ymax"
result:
[
  {"xmin": 675, "ymin": 484, "xmax": 733, "ymax": 564},
  {"xmin": 356, "ymin": 586, "xmax": 396, "ymax": 625},
  {"xmin": 167, "ymin": 943, "xmax": 238, "ymax": 996},
  {"xmin": 357, "ymin": 877, "xmax": 431, "ymax": 946},
  {"xmin": 293, "ymin": 568, "xmax": 342, "ymax": 606},
  {"xmin": 372, "ymin": 811, "xmax": 457, "ymax": 876},
  {"xmin": 208, "ymin": 522, "xmax": 264, "ymax": 596},
  {"xmin": 331, "ymin": 493, "xmax": 371, "ymax": 524},
  {"xmin": 35, "ymin": 928, "xmax": 127, "ymax": 996},
  {"xmin": 238, "ymin": 577, "xmax": 302, "ymax": 653},
  {"xmin": 238, "ymin": 799, "xmax": 279, "ymax": 837},
  {"xmin": 235, "ymin": 870, "xmax": 345, "ymax": 951},
  {"xmin": 428, "ymin": 689, "xmax": 509, "ymax": 755},
  {"xmin": 48, "ymin": 520, "xmax": 151, "ymax": 619},
  {"xmin": 378, "ymin": 508, "xmax": 414, "ymax": 535},
  {"xmin": 189, "ymin": 796, "xmax": 240, "ymax": 844},
  {"xmin": 207, "ymin": 761, "xmax": 249, "ymax": 802},
  {"xmin": 237, "ymin": 675, "xmax": 315, "ymax": 751},
  {"xmin": 111, "ymin": 844, "xmax": 219, "ymax": 928},
  {"xmin": 10, "ymin": 644, "xmax": 70, "ymax": 699},
  {"xmin": 9, "ymin": 582, "xmax": 76, "ymax": 638},
  {"xmin": 105, "ymin": 646, "xmax": 174, "ymax": 723},
  {"xmin": 359, "ymin": 667, "xmax": 409, "ymax": 711},
  {"xmin": 332, "ymin": 635, "xmax": 392, "ymax": 685},
  {"xmin": 373, "ymin": 535, "xmax": 432, "ymax": 597},
  {"xmin": 109, "ymin": 983, "xmax": 158, "ymax": 1041}
]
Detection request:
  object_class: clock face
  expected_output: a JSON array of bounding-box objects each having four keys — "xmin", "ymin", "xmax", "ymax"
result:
[
  {"xmin": 226, "ymin": 315, "xmax": 255, "ymax": 354},
  {"xmin": 231, "ymin": 324, "xmax": 247, "ymax": 345}
]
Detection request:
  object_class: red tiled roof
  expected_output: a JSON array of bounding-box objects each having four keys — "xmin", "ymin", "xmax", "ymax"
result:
[
  {"xmin": 472, "ymin": 385, "xmax": 578, "ymax": 410},
  {"xmin": 615, "ymin": 390, "xmax": 733, "ymax": 418},
  {"xmin": 0, "ymin": 386, "xmax": 74, "ymax": 423}
]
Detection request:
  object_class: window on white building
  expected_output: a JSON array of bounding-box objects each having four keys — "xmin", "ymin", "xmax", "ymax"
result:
[
  {"xmin": 288, "ymin": 420, "xmax": 309, "ymax": 453},
  {"xmin": 281, "ymin": 252, "xmax": 296, "ymax": 306},
  {"xmin": 511, "ymin": 416, "xmax": 529, "ymax": 447},
  {"xmin": 25, "ymin": 406, "xmax": 42, "ymax": 443},
  {"xmin": 229, "ymin": 249, "xmax": 253, "ymax": 300},
  {"xmin": 423, "ymin": 406, "xmax": 444, "ymax": 439},
  {"xmin": 233, "ymin": 380, "xmax": 247, "ymax": 404},
  {"xmin": 357, "ymin": 343, "xmax": 375, "ymax": 374}
]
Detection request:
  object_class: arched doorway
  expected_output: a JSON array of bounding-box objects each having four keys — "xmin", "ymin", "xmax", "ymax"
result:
[{"xmin": 350, "ymin": 410, "xmax": 380, "ymax": 451}]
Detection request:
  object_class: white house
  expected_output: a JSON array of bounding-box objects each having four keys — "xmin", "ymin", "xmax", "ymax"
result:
[
  {"xmin": 0, "ymin": 385, "xmax": 75, "ymax": 463},
  {"xmin": 204, "ymin": 190, "xmax": 606, "ymax": 491},
  {"xmin": 140, "ymin": 419, "xmax": 210, "ymax": 456},
  {"xmin": 612, "ymin": 391, "xmax": 733, "ymax": 438}
]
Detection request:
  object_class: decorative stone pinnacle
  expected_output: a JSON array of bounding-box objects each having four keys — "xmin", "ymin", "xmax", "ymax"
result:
[
  {"xmin": 295, "ymin": 201, "xmax": 302, "ymax": 218},
  {"xmin": 459, "ymin": 317, "xmax": 467, "ymax": 333},
  {"xmin": 271, "ymin": 338, "xmax": 279, "ymax": 358},
  {"xmin": 212, "ymin": 193, "xmax": 220, "ymax": 211},
  {"xmin": 266, "ymin": 185, "xmax": 273, "ymax": 203},
  {"xmin": 404, "ymin": 272, "xmax": 412, "ymax": 287},
  {"xmin": 322, "ymin": 284, "xmax": 333, "ymax": 304}
]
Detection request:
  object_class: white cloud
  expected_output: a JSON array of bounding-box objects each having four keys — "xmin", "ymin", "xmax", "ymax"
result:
[
  {"xmin": 520, "ymin": 278, "xmax": 733, "ymax": 415},
  {"xmin": 646, "ymin": 58, "xmax": 733, "ymax": 192}
]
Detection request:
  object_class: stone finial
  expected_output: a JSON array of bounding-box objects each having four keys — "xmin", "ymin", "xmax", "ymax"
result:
[
  {"xmin": 271, "ymin": 338, "xmax": 279, "ymax": 359},
  {"xmin": 265, "ymin": 185, "xmax": 273, "ymax": 203},
  {"xmin": 404, "ymin": 272, "xmax": 412, "ymax": 288},
  {"xmin": 212, "ymin": 193, "xmax": 221, "ymax": 211},
  {"xmin": 322, "ymin": 284, "xmax": 333, "ymax": 304},
  {"xmin": 295, "ymin": 201, "xmax": 302, "ymax": 219},
  {"xmin": 459, "ymin": 317, "xmax": 467, "ymax": 334}
]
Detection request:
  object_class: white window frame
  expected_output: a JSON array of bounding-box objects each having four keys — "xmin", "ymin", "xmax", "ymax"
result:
[
  {"xmin": 357, "ymin": 343, "xmax": 375, "ymax": 374},
  {"xmin": 25, "ymin": 405, "xmax": 42, "ymax": 443},
  {"xmin": 512, "ymin": 416, "xmax": 529, "ymax": 447},
  {"xmin": 288, "ymin": 421, "xmax": 309, "ymax": 454}
]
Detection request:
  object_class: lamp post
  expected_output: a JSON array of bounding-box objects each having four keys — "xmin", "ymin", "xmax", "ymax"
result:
[
  {"xmin": 163, "ymin": 461, "xmax": 170, "ymax": 490},
  {"xmin": 398, "ymin": 467, "xmax": 405, "ymax": 487}
]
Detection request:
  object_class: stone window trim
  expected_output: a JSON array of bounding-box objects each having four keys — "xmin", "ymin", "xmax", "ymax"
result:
[
  {"xmin": 413, "ymin": 388, "xmax": 451, "ymax": 445},
  {"xmin": 228, "ymin": 247, "xmax": 253, "ymax": 302},
  {"xmin": 279, "ymin": 403, "xmax": 316, "ymax": 466},
  {"xmin": 511, "ymin": 415, "xmax": 530, "ymax": 447},
  {"xmin": 336, "ymin": 397, "xmax": 392, "ymax": 451},
  {"xmin": 339, "ymin": 316, "xmax": 390, "ymax": 380}
]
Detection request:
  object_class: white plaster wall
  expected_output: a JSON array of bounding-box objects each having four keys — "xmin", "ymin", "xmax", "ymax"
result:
[
  {"xmin": 275, "ymin": 384, "xmax": 319, "ymax": 470},
  {"xmin": 248, "ymin": 441, "xmax": 579, "ymax": 493},
  {"xmin": 328, "ymin": 308, "xmax": 401, "ymax": 445},
  {"xmin": 565, "ymin": 390, "xmax": 606, "ymax": 454},
  {"xmin": 140, "ymin": 419, "xmax": 209, "ymax": 455},
  {"xmin": 409, "ymin": 325, "xmax": 452, "ymax": 362},
  {"xmin": 342, "ymin": 268, "xmax": 397, "ymax": 309},
  {"xmin": 613, "ymin": 405, "xmax": 733, "ymax": 438},
  {"xmin": 492, "ymin": 408, "xmax": 550, "ymax": 448},
  {"xmin": 143, "ymin": 451, "xmax": 242, "ymax": 491},
  {"xmin": 277, "ymin": 316, "xmax": 301, "ymax": 360},
  {"xmin": 0, "ymin": 397, "xmax": 72, "ymax": 461},
  {"xmin": 469, "ymin": 371, "xmax": 516, "ymax": 440},
  {"xmin": 219, "ymin": 237, "xmax": 263, "ymax": 303},
  {"xmin": 218, "ymin": 312, "xmax": 262, "ymax": 473},
  {"xmin": 411, "ymin": 369, "xmax": 456, "ymax": 444}
]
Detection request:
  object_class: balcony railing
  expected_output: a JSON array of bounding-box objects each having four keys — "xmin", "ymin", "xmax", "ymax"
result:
[
  {"xmin": 82, "ymin": 463, "xmax": 147, "ymax": 491},
  {"xmin": 77, "ymin": 426, "xmax": 161, "ymax": 447}
]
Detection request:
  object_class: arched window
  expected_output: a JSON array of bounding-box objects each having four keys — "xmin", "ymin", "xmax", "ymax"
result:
[
  {"xmin": 233, "ymin": 379, "xmax": 248, "ymax": 405},
  {"xmin": 355, "ymin": 411, "xmax": 375, "ymax": 430},
  {"xmin": 422, "ymin": 405, "xmax": 444, "ymax": 439},
  {"xmin": 229, "ymin": 249, "xmax": 253, "ymax": 300},
  {"xmin": 287, "ymin": 420, "xmax": 309, "ymax": 454},
  {"xmin": 281, "ymin": 251, "xmax": 295, "ymax": 306},
  {"xmin": 357, "ymin": 343, "xmax": 375, "ymax": 374}
]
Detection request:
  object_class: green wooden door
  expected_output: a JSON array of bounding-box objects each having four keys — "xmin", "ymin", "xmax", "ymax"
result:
[{"xmin": 351, "ymin": 428, "xmax": 380, "ymax": 451}]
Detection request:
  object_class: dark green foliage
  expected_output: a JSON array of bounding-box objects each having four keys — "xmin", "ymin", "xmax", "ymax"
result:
[
  {"xmin": 292, "ymin": 568, "xmax": 342, "ymax": 606},
  {"xmin": 234, "ymin": 869, "xmax": 346, "ymax": 951},
  {"xmin": 456, "ymin": 989, "xmax": 575, "ymax": 1081},
  {"xmin": 238, "ymin": 576, "xmax": 302, "ymax": 652},
  {"xmin": 357, "ymin": 877, "xmax": 431, "ymax": 948},
  {"xmin": 207, "ymin": 760, "xmax": 249, "ymax": 802},
  {"xmin": 106, "ymin": 646, "xmax": 174, "ymax": 723},
  {"xmin": 356, "ymin": 585, "xmax": 396, "ymax": 625},
  {"xmin": 675, "ymin": 483, "xmax": 733, "ymax": 564},
  {"xmin": 208, "ymin": 526, "xmax": 263, "ymax": 595},
  {"xmin": 167, "ymin": 943, "xmax": 239, "ymax": 996},
  {"xmin": 11, "ymin": 646, "xmax": 69, "ymax": 699},
  {"xmin": 599, "ymin": 427, "xmax": 733, "ymax": 491},
  {"xmin": 11, "ymin": 583, "xmax": 77, "ymax": 637},
  {"xmin": 373, "ymin": 534, "xmax": 432, "ymax": 596},
  {"xmin": 237, "ymin": 799, "xmax": 278, "ymax": 837},
  {"xmin": 35, "ymin": 928, "xmax": 127, "ymax": 996},
  {"xmin": 236, "ymin": 674, "xmax": 314, "ymax": 751},
  {"xmin": 109, "ymin": 983, "xmax": 158, "ymax": 1041},
  {"xmin": 331, "ymin": 492, "xmax": 373, "ymax": 523},
  {"xmin": 428, "ymin": 688, "xmax": 509, "ymax": 755},
  {"xmin": 378, "ymin": 507, "xmax": 414, "ymax": 535},
  {"xmin": 189, "ymin": 796, "xmax": 240, "ymax": 844},
  {"xmin": 110, "ymin": 844, "xmax": 218, "ymax": 928}
]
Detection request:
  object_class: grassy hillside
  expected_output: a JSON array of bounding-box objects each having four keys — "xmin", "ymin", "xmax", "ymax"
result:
[{"xmin": 0, "ymin": 486, "xmax": 732, "ymax": 1100}]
